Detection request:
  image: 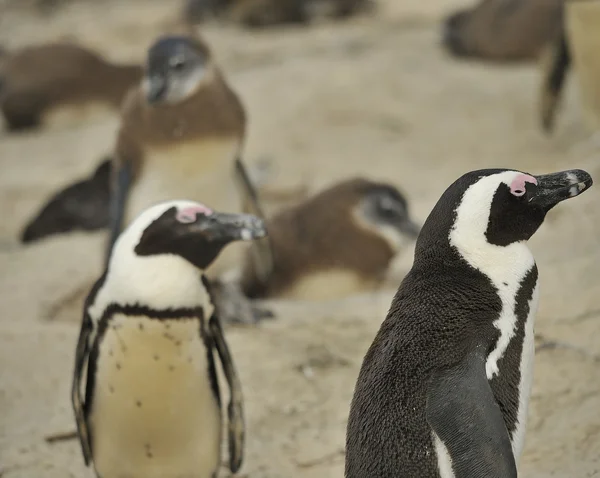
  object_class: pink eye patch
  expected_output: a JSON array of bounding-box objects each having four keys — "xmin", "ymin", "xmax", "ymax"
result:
[
  {"xmin": 176, "ymin": 204, "xmax": 213, "ymax": 223},
  {"xmin": 509, "ymin": 174, "xmax": 537, "ymax": 197}
]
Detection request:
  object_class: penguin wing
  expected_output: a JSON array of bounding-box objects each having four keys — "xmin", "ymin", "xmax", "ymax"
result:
[
  {"xmin": 540, "ymin": 24, "xmax": 570, "ymax": 134},
  {"xmin": 233, "ymin": 157, "xmax": 274, "ymax": 285},
  {"xmin": 425, "ymin": 345, "xmax": 517, "ymax": 478},
  {"xmin": 105, "ymin": 156, "xmax": 133, "ymax": 265},
  {"xmin": 20, "ymin": 158, "xmax": 111, "ymax": 243},
  {"xmin": 209, "ymin": 312, "xmax": 245, "ymax": 473},
  {"xmin": 71, "ymin": 312, "xmax": 93, "ymax": 466}
]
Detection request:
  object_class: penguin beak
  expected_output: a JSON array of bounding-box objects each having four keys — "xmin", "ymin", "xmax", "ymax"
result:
[
  {"xmin": 396, "ymin": 218, "xmax": 421, "ymax": 239},
  {"xmin": 530, "ymin": 169, "xmax": 593, "ymax": 210},
  {"xmin": 195, "ymin": 212, "xmax": 268, "ymax": 243},
  {"xmin": 146, "ymin": 75, "xmax": 168, "ymax": 104}
]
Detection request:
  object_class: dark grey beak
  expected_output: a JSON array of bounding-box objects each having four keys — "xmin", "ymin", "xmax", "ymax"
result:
[
  {"xmin": 530, "ymin": 169, "xmax": 593, "ymax": 210},
  {"xmin": 196, "ymin": 212, "xmax": 267, "ymax": 243},
  {"xmin": 397, "ymin": 219, "xmax": 421, "ymax": 239},
  {"xmin": 146, "ymin": 75, "xmax": 167, "ymax": 104}
]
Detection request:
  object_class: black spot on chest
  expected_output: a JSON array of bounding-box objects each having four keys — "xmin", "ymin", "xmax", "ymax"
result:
[{"xmin": 489, "ymin": 266, "xmax": 538, "ymax": 438}]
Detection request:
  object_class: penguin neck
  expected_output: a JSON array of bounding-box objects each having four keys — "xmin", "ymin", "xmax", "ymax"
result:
[
  {"xmin": 104, "ymin": 253, "xmax": 209, "ymax": 311},
  {"xmin": 449, "ymin": 187, "xmax": 536, "ymax": 285},
  {"xmin": 95, "ymin": 232, "xmax": 210, "ymax": 314}
]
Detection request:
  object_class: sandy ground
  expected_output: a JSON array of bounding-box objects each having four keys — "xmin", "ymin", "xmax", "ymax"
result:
[{"xmin": 1, "ymin": 1, "xmax": 600, "ymax": 477}]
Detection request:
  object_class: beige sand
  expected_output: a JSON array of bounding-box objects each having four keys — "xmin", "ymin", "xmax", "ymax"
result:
[{"xmin": 1, "ymin": 1, "xmax": 599, "ymax": 477}]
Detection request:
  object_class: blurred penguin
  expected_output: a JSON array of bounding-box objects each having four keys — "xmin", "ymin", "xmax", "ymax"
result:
[
  {"xmin": 442, "ymin": 0, "xmax": 562, "ymax": 62},
  {"xmin": 234, "ymin": 160, "xmax": 420, "ymax": 301},
  {"xmin": 0, "ymin": 43, "xmax": 141, "ymax": 131}
]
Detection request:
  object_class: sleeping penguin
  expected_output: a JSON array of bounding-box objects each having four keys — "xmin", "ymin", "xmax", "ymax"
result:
[
  {"xmin": 442, "ymin": 0, "xmax": 562, "ymax": 62},
  {"xmin": 345, "ymin": 168, "xmax": 593, "ymax": 477},
  {"xmin": 71, "ymin": 200, "xmax": 266, "ymax": 478},
  {"xmin": 0, "ymin": 42, "xmax": 142, "ymax": 131},
  {"xmin": 181, "ymin": 0, "xmax": 373, "ymax": 28},
  {"xmin": 233, "ymin": 159, "xmax": 420, "ymax": 300}
]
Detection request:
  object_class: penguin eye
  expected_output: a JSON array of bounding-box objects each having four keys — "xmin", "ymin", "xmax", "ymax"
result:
[
  {"xmin": 170, "ymin": 56, "xmax": 187, "ymax": 71},
  {"xmin": 377, "ymin": 197, "xmax": 400, "ymax": 217}
]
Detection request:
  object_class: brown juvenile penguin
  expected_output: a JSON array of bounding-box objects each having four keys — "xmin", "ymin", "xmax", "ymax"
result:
[
  {"xmin": 105, "ymin": 33, "xmax": 247, "ymax": 281},
  {"xmin": 0, "ymin": 43, "xmax": 142, "ymax": 131},
  {"xmin": 239, "ymin": 176, "xmax": 420, "ymax": 301},
  {"xmin": 442, "ymin": 0, "xmax": 563, "ymax": 62},
  {"xmin": 540, "ymin": 0, "xmax": 600, "ymax": 134},
  {"xmin": 182, "ymin": 0, "xmax": 372, "ymax": 27}
]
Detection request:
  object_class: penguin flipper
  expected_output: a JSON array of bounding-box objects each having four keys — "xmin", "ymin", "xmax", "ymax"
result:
[
  {"xmin": 540, "ymin": 24, "xmax": 571, "ymax": 134},
  {"xmin": 105, "ymin": 159, "xmax": 133, "ymax": 266},
  {"xmin": 208, "ymin": 312, "xmax": 245, "ymax": 473},
  {"xmin": 425, "ymin": 345, "xmax": 517, "ymax": 478},
  {"xmin": 71, "ymin": 312, "xmax": 93, "ymax": 466},
  {"xmin": 232, "ymin": 157, "xmax": 274, "ymax": 285},
  {"xmin": 20, "ymin": 158, "xmax": 111, "ymax": 244}
]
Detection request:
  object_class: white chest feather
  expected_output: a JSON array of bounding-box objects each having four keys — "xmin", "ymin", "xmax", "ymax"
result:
[
  {"xmin": 433, "ymin": 433, "xmax": 455, "ymax": 478},
  {"xmin": 511, "ymin": 282, "xmax": 539, "ymax": 460},
  {"xmin": 447, "ymin": 172, "xmax": 543, "ymax": 465},
  {"xmin": 279, "ymin": 269, "xmax": 379, "ymax": 301},
  {"xmin": 124, "ymin": 139, "xmax": 243, "ymax": 279},
  {"xmin": 42, "ymin": 101, "xmax": 117, "ymax": 126},
  {"xmin": 126, "ymin": 138, "xmax": 240, "ymax": 222},
  {"xmin": 90, "ymin": 314, "xmax": 221, "ymax": 478}
]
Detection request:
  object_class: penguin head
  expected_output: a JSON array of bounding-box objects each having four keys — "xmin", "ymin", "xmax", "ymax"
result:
[
  {"xmin": 143, "ymin": 35, "xmax": 213, "ymax": 105},
  {"xmin": 417, "ymin": 168, "xmax": 593, "ymax": 257},
  {"xmin": 353, "ymin": 182, "xmax": 421, "ymax": 251},
  {"xmin": 112, "ymin": 200, "xmax": 266, "ymax": 271}
]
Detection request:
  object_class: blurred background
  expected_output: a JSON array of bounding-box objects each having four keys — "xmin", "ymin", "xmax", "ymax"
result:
[{"xmin": 1, "ymin": 0, "xmax": 599, "ymax": 477}]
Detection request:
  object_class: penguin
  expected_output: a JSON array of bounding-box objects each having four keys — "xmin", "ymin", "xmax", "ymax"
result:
[
  {"xmin": 0, "ymin": 43, "xmax": 142, "ymax": 131},
  {"xmin": 71, "ymin": 199, "xmax": 266, "ymax": 478},
  {"xmin": 540, "ymin": 0, "xmax": 600, "ymax": 134},
  {"xmin": 345, "ymin": 168, "xmax": 593, "ymax": 478},
  {"xmin": 539, "ymin": 22, "xmax": 570, "ymax": 134},
  {"xmin": 235, "ymin": 166, "xmax": 420, "ymax": 301},
  {"xmin": 181, "ymin": 0, "xmax": 372, "ymax": 28},
  {"xmin": 20, "ymin": 158, "xmax": 111, "ymax": 243},
  {"xmin": 442, "ymin": 0, "xmax": 562, "ymax": 62},
  {"xmin": 18, "ymin": 33, "xmax": 304, "ymax": 252},
  {"xmin": 105, "ymin": 33, "xmax": 247, "ymax": 281}
]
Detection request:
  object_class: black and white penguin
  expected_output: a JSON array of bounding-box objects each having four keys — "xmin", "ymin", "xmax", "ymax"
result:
[
  {"xmin": 345, "ymin": 168, "xmax": 593, "ymax": 478},
  {"xmin": 71, "ymin": 200, "xmax": 266, "ymax": 478}
]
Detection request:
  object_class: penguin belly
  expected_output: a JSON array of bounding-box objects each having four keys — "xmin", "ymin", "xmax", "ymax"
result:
[
  {"xmin": 279, "ymin": 269, "xmax": 379, "ymax": 301},
  {"xmin": 90, "ymin": 314, "xmax": 222, "ymax": 478},
  {"xmin": 42, "ymin": 101, "xmax": 117, "ymax": 127},
  {"xmin": 126, "ymin": 138, "xmax": 245, "ymax": 278}
]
